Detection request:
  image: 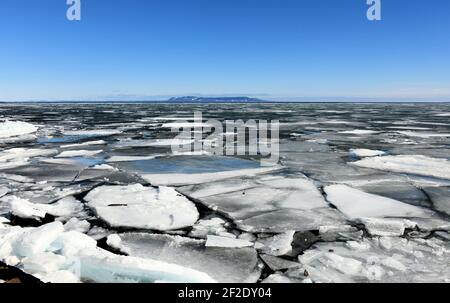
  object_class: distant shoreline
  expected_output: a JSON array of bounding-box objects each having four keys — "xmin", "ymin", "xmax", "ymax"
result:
[{"xmin": 1, "ymin": 101, "xmax": 450, "ymax": 104}]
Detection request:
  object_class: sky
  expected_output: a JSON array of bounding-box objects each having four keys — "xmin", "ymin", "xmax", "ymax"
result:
[{"xmin": 0, "ymin": 0, "xmax": 449, "ymax": 102}]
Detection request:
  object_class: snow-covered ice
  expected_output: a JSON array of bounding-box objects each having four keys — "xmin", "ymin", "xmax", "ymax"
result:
[
  {"xmin": 108, "ymin": 233, "xmax": 260, "ymax": 283},
  {"xmin": 296, "ymin": 237, "xmax": 450, "ymax": 283},
  {"xmin": 352, "ymin": 155, "xmax": 450, "ymax": 180},
  {"xmin": 0, "ymin": 121, "xmax": 37, "ymax": 138},
  {"xmin": 205, "ymin": 235, "xmax": 253, "ymax": 248},
  {"xmin": 324, "ymin": 184, "xmax": 433, "ymax": 220},
  {"xmin": 55, "ymin": 150, "xmax": 103, "ymax": 158},
  {"xmin": 1, "ymin": 103, "xmax": 449, "ymax": 284},
  {"xmin": 84, "ymin": 184, "xmax": 199, "ymax": 231},
  {"xmin": 340, "ymin": 129, "xmax": 378, "ymax": 135},
  {"xmin": 142, "ymin": 166, "xmax": 283, "ymax": 186},
  {"xmin": 349, "ymin": 149, "xmax": 386, "ymax": 157}
]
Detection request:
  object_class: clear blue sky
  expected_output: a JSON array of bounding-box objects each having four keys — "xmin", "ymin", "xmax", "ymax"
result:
[{"xmin": 1, "ymin": 0, "xmax": 449, "ymax": 101}]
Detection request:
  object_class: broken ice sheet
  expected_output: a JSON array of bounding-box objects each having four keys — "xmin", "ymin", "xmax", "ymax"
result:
[
  {"xmin": 108, "ymin": 233, "xmax": 260, "ymax": 283},
  {"xmin": 296, "ymin": 236, "xmax": 450, "ymax": 283},
  {"xmin": 324, "ymin": 184, "xmax": 433, "ymax": 220},
  {"xmin": 1, "ymin": 194, "xmax": 87, "ymax": 221},
  {"xmin": 114, "ymin": 155, "xmax": 283, "ymax": 186},
  {"xmin": 1, "ymin": 223, "xmax": 217, "ymax": 283},
  {"xmin": 205, "ymin": 235, "xmax": 253, "ymax": 248},
  {"xmin": 349, "ymin": 149, "xmax": 386, "ymax": 158},
  {"xmin": 55, "ymin": 150, "xmax": 104, "ymax": 158},
  {"xmin": 237, "ymin": 208, "xmax": 345, "ymax": 233},
  {"xmin": 256, "ymin": 231, "xmax": 295, "ymax": 256},
  {"xmin": 356, "ymin": 218, "xmax": 417, "ymax": 237},
  {"xmin": 13, "ymin": 182, "xmax": 95, "ymax": 205},
  {"xmin": 179, "ymin": 175, "xmax": 329, "ymax": 218},
  {"xmin": 2, "ymin": 161, "xmax": 86, "ymax": 183},
  {"xmin": 0, "ymin": 121, "xmax": 38, "ymax": 139},
  {"xmin": 84, "ymin": 184, "xmax": 199, "ymax": 231},
  {"xmin": 0, "ymin": 148, "xmax": 58, "ymax": 170},
  {"xmin": 188, "ymin": 217, "xmax": 233, "ymax": 239},
  {"xmin": 179, "ymin": 175, "xmax": 345, "ymax": 232},
  {"xmin": 423, "ymin": 187, "xmax": 450, "ymax": 216},
  {"xmin": 352, "ymin": 155, "xmax": 450, "ymax": 180},
  {"xmin": 260, "ymin": 254, "xmax": 301, "ymax": 271}
]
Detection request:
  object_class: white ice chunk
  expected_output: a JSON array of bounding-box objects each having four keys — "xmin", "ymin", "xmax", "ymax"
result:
[
  {"xmin": 63, "ymin": 129, "xmax": 121, "ymax": 136},
  {"xmin": 61, "ymin": 140, "xmax": 106, "ymax": 149},
  {"xmin": 106, "ymin": 155, "xmax": 161, "ymax": 162},
  {"xmin": 257, "ymin": 231, "xmax": 295, "ymax": 256},
  {"xmin": 205, "ymin": 235, "xmax": 253, "ymax": 248},
  {"xmin": 63, "ymin": 218, "xmax": 91, "ymax": 233},
  {"xmin": 2, "ymin": 195, "xmax": 85, "ymax": 220},
  {"xmin": 3, "ymin": 196, "xmax": 47, "ymax": 220},
  {"xmin": 357, "ymin": 218, "xmax": 417, "ymax": 237},
  {"xmin": 0, "ymin": 148, "xmax": 57, "ymax": 170},
  {"xmin": 352, "ymin": 155, "xmax": 450, "ymax": 180},
  {"xmin": 22, "ymin": 252, "xmax": 67, "ymax": 274},
  {"xmin": 349, "ymin": 149, "xmax": 386, "ymax": 157},
  {"xmin": 37, "ymin": 196, "xmax": 85, "ymax": 218},
  {"xmin": 324, "ymin": 185, "xmax": 433, "ymax": 219},
  {"xmin": 397, "ymin": 131, "xmax": 450, "ymax": 138},
  {"xmin": 161, "ymin": 122, "xmax": 213, "ymax": 128},
  {"xmin": 36, "ymin": 270, "xmax": 80, "ymax": 283},
  {"xmin": 142, "ymin": 166, "xmax": 283, "ymax": 186},
  {"xmin": 51, "ymin": 231, "xmax": 97, "ymax": 256},
  {"xmin": 0, "ymin": 121, "xmax": 37, "ymax": 138},
  {"xmin": 55, "ymin": 150, "xmax": 103, "ymax": 158},
  {"xmin": 189, "ymin": 217, "xmax": 229, "ymax": 238},
  {"xmin": 85, "ymin": 184, "xmax": 199, "ymax": 231},
  {"xmin": 0, "ymin": 148, "xmax": 57, "ymax": 162},
  {"xmin": 297, "ymin": 237, "xmax": 450, "ymax": 283},
  {"xmin": 115, "ymin": 233, "xmax": 259, "ymax": 283},
  {"xmin": 78, "ymin": 248, "xmax": 217, "ymax": 283},
  {"xmin": 106, "ymin": 234, "xmax": 123, "ymax": 251},
  {"xmin": 340, "ymin": 130, "xmax": 378, "ymax": 135},
  {"xmin": 12, "ymin": 222, "xmax": 64, "ymax": 257}
]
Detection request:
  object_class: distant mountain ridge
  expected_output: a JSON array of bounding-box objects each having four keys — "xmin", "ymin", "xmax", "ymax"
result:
[{"xmin": 168, "ymin": 96, "xmax": 265, "ymax": 103}]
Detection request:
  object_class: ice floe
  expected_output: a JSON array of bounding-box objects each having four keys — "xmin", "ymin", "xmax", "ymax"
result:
[
  {"xmin": 296, "ymin": 237, "xmax": 450, "ymax": 282},
  {"xmin": 84, "ymin": 184, "xmax": 199, "ymax": 231},
  {"xmin": 60, "ymin": 140, "xmax": 107, "ymax": 149},
  {"xmin": 256, "ymin": 231, "xmax": 295, "ymax": 256},
  {"xmin": 0, "ymin": 121, "xmax": 37, "ymax": 138},
  {"xmin": 1, "ymin": 195, "xmax": 86, "ymax": 220},
  {"xmin": 260, "ymin": 254, "xmax": 300, "ymax": 271},
  {"xmin": 340, "ymin": 130, "xmax": 378, "ymax": 135},
  {"xmin": 108, "ymin": 233, "xmax": 260, "ymax": 283},
  {"xmin": 324, "ymin": 184, "xmax": 433, "ymax": 220},
  {"xmin": 352, "ymin": 155, "xmax": 450, "ymax": 180},
  {"xmin": 397, "ymin": 131, "xmax": 450, "ymax": 138},
  {"xmin": 106, "ymin": 155, "xmax": 162, "ymax": 162},
  {"xmin": 205, "ymin": 235, "xmax": 253, "ymax": 248},
  {"xmin": 1, "ymin": 103, "xmax": 450, "ymax": 284},
  {"xmin": 189, "ymin": 217, "xmax": 232, "ymax": 239},
  {"xmin": 0, "ymin": 222, "xmax": 217, "ymax": 283},
  {"xmin": 63, "ymin": 129, "xmax": 122, "ymax": 137},
  {"xmin": 0, "ymin": 148, "xmax": 58, "ymax": 170},
  {"xmin": 349, "ymin": 149, "xmax": 386, "ymax": 157},
  {"xmin": 55, "ymin": 150, "xmax": 104, "ymax": 158},
  {"xmin": 179, "ymin": 175, "xmax": 344, "ymax": 232},
  {"xmin": 356, "ymin": 218, "xmax": 417, "ymax": 237},
  {"xmin": 143, "ymin": 165, "xmax": 283, "ymax": 186},
  {"xmin": 423, "ymin": 187, "xmax": 450, "ymax": 216},
  {"xmin": 3, "ymin": 196, "xmax": 47, "ymax": 220}
]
